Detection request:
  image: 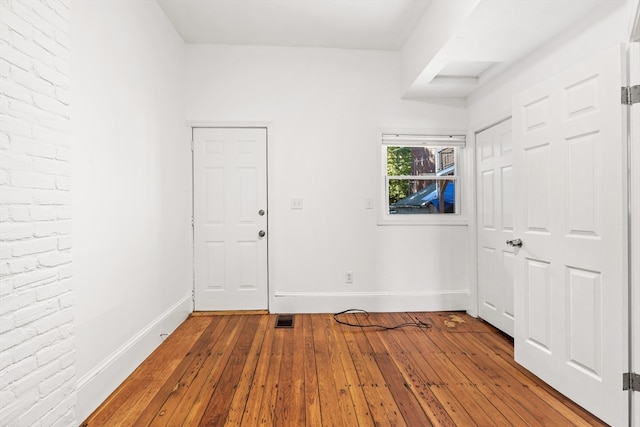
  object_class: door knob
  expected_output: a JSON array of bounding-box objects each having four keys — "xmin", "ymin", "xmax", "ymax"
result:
[
  {"xmin": 258, "ymin": 230, "xmax": 266, "ymax": 238},
  {"xmin": 258, "ymin": 209, "xmax": 265, "ymax": 216},
  {"xmin": 506, "ymin": 238, "xmax": 523, "ymax": 248}
]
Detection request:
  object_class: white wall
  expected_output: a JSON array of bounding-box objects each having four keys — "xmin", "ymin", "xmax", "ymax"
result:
[
  {"xmin": 70, "ymin": 1, "xmax": 191, "ymax": 421},
  {"xmin": 186, "ymin": 45, "xmax": 470, "ymax": 313},
  {"xmin": 0, "ymin": 1, "xmax": 76, "ymax": 425}
]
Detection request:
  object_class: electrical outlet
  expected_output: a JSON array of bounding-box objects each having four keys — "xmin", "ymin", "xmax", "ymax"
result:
[{"xmin": 345, "ymin": 271, "xmax": 353, "ymax": 283}]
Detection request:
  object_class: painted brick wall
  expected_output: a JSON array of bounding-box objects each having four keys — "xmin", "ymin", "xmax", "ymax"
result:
[{"xmin": 0, "ymin": 0, "xmax": 76, "ymax": 425}]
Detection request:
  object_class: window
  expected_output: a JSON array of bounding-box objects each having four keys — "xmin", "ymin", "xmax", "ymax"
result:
[{"xmin": 379, "ymin": 133, "xmax": 466, "ymax": 225}]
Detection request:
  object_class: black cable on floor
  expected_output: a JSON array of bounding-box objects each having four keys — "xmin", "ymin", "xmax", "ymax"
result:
[{"xmin": 333, "ymin": 309, "xmax": 431, "ymax": 330}]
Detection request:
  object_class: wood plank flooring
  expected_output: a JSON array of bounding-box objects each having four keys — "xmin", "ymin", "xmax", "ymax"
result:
[{"xmin": 81, "ymin": 312, "xmax": 606, "ymax": 426}]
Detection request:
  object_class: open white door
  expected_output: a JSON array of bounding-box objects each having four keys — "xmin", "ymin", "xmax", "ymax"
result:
[
  {"xmin": 512, "ymin": 45, "xmax": 628, "ymax": 426},
  {"xmin": 193, "ymin": 128, "xmax": 268, "ymax": 311},
  {"xmin": 476, "ymin": 118, "xmax": 515, "ymax": 336}
]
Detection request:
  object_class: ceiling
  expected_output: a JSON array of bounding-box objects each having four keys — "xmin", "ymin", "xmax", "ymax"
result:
[
  {"xmin": 157, "ymin": 0, "xmax": 431, "ymax": 51},
  {"xmin": 158, "ymin": 0, "xmax": 617, "ymax": 99}
]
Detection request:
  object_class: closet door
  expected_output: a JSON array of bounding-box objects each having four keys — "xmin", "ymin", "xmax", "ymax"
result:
[{"xmin": 476, "ymin": 118, "xmax": 515, "ymax": 336}]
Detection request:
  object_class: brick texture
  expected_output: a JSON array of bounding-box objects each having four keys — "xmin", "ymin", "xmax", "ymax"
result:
[{"xmin": 0, "ymin": 0, "xmax": 76, "ymax": 425}]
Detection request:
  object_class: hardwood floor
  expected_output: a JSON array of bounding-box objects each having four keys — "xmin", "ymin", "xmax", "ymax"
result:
[{"xmin": 81, "ymin": 312, "xmax": 606, "ymax": 426}]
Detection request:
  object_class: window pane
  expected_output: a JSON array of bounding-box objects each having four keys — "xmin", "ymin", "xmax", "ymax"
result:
[
  {"xmin": 386, "ymin": 146, "xmax": 413, "ymax": 176},
  {"xmin": 437, "ymin": 147, "xmax": 455, "ymax": 174},
  {"xmin": 386, "ymin": 146, "xmax": 455, "ymax": 176},
  {"xmin": 388, "ymin": 179, "xmax": 456, "ymax": 215}
]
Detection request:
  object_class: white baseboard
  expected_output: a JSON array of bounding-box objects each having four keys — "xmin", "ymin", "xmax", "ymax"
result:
[
  {"xmin": 269, "ymin": 290, "xmax": 469, "ymax": 314},
  {"xmin": 75, "ymin": 294, "xmax": 192, "ymax": 422}
]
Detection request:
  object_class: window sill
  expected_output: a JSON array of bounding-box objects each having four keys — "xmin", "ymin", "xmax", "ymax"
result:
[{"xmin": 377, "ymin": 215, "xmax": 469, "ymax": 226}]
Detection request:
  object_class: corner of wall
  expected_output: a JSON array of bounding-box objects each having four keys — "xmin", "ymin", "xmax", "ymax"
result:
[{"xmin": 75, "ymin": 294, "xmax": 192, "ymax": 422}]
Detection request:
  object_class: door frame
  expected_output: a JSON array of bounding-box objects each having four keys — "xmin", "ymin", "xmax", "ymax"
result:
[
  {"xmin": 627, "ymin": 42, "xmax": 639, "ymax": 427},
  {"xmin": 188, "ymin": 121, "xmax": 272, "ymax": 312}
]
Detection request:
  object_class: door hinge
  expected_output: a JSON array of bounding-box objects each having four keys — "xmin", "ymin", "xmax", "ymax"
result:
[
  {"xmin": 190, "ymin": 140, "xmax": 194, "ymax": 152},
  {"xmin": 191, "ymin": 215, "xmax": 194, "ymax": 227},
  {"xmin": 623, "ymin": 372, "xmax": 640, "ymax": 391},
  {"xmin": 621, "ymin": 85, "xmax": 640, "ymax": 105}
]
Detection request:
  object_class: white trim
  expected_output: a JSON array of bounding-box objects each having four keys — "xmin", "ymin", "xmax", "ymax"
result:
[
  {"xmin": 472, "ymin": 116, "xmax": 512, "ymax": 135},
  {"xmin": 76, "ymin": 295, "xmax": 192, "ymax": 422},
  {"xmin": 630, "ymin": 0, "xmax": 639, "ymax": 43},
  {"xmin": 270, "ymin": 290, "xmax": 469, "ymax": 313},
  {"xmin": 378, "ymin": 127, "xmax": 468, "ymax": 137},
  {"xmin": 627, "ymin": 41, "xmax": 639, "ymax": 427},
  {"xmin": 187, "ymin": 120, "xmax": 272, "ymax": 128},
  {"xmin": 382, "ymin": 134, "xmax": 466, "ymax": 147},
  {"xmin": 274, "ymin": 290, "xmax": 469, "ymax": 297},
  {"xmin": 377, "ymin": 217, "xmax": 469, "ymax": 226}
]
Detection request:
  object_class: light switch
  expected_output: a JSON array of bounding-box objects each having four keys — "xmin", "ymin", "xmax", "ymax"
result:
[
  {"xmin": 291, "ymin": 198, "xmax": 303, "ymax": 209},
  {"xmin": 365, "ymin": 198, "xmax": 374, "ymax": 209}
]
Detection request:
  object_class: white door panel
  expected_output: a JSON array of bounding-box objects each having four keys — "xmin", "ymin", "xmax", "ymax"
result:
[
  {"xmin": 477, "ymin": 118, "xmax": 515, "ymax": 336},
  {"xmin": 513, "ymin": 45, "xmax": 627, "ymax": 426},
  {"xmin": 193, "ymin": 128, "xmax": 268, "ymax": 311}
]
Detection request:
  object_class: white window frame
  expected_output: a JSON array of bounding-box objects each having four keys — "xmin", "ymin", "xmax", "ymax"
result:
[{"xmin": 378, "ymin": 131, "xmax": 468, "ymax": 226}]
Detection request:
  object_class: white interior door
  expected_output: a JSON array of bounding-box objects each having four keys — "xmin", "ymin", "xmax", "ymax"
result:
[
  {"xmin": 476, "ymin": 118, "xmax": 515, "ymax": 336},
  {"xmin": 193, "ymin": 127, "xmax": 268, "ymax": 311},
  {"xmin": 512, "ymin": 45, "xmax": 628, "ymax": 426}
]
